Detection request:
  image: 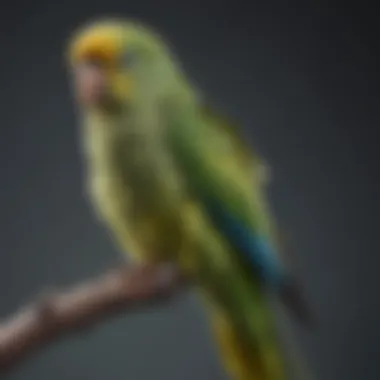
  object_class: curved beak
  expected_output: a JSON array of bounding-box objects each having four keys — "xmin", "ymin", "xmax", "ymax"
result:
[{"xmin": 73, "ymin": 63, "xmax": 110, "ymax": 108}]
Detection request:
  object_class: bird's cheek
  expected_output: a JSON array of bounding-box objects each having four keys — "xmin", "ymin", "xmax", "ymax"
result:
[{"xmin": 110, "ymin": 73, "xmax": 133, "ymax": 102}]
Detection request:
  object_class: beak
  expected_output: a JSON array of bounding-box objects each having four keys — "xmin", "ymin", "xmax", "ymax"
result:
[{"xmin": 73, "ymin": 63, "xmax": 110, "ymax": 108}]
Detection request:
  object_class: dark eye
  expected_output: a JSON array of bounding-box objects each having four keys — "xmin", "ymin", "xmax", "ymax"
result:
[
  {"xmin": 122, "ymin": 50, "xmax": 137, "ymax": 68},
  {"xmin": 85, "ymin": 57, "xmax": 106, "ymax": 68}
]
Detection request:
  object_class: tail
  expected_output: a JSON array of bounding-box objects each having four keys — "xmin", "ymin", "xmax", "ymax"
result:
[
  {"xmin": 210, "ymin": 309, "xmax": 283, "ymax": 380},
  {"xmin": 204, "ymin": 300, "xmax": 287, "ymax": 380},
  {"xmin": 201, "ymin": 291, "xmax": 314, "ymax": 380},
  {"xmin": 181, "ymin": 203, "xmax": 315, "ymax": 380}
]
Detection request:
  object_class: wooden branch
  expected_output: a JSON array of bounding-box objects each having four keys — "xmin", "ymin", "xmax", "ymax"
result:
[{"xmin": 0, "ymin": 263, "xmax": 185, "ymax": 374}]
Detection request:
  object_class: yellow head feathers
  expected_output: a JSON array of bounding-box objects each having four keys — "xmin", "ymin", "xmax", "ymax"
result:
[
  {"xmin": 67, "ymin": 19, "xmax": 169, "ymax": 67},
  {"xmin": 67, "ymin": 19, "xmax": 191, "ymax": 111},
  {"xmin": 67, "ymin": 20, "xmax": 128, "ymax": 68}
]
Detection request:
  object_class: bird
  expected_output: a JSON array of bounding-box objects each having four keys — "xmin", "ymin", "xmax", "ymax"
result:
[{"xmin": 67, "ymin": 18, "xmax": 315, "ymax": 380}]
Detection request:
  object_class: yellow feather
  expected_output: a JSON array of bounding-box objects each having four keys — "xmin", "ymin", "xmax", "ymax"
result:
[{"xmin": 67, "ymin": 21, "xmax": 126, "ymax": 66}]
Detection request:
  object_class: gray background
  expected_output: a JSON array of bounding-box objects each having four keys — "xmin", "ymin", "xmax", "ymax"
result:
[{"xmin": 0, "ymin": 1, "xmax": 379, "ymax": 379}]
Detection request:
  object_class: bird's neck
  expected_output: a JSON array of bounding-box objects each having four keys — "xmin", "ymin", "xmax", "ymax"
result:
[{"xmin": 81, "ymin": 104, "xmax": 163, "ymax": 177}]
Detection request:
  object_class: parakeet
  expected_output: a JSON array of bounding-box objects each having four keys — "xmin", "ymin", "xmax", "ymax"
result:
[{"xmin": 67, "ymin": 19, "xmax": 314, "ymax": 380}]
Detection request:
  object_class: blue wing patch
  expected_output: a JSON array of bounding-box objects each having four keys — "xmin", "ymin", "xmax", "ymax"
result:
[{"xmin": 204, "ymin": 197, "xmax": 286, "ymax": 288}]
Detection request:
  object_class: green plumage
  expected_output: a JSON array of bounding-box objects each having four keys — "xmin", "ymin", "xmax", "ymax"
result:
[{"xmin": 69, "ymin": 19, "xmax": 314, "ymax": 380}]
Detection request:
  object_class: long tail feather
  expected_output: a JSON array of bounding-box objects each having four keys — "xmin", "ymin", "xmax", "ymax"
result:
[
  {"xmin": 182, "ymin": 204, "xmax": 314, "ymax": 380},
  {"xmin": 205, "ymin": 300, "xmax": 289, "ymax": 380}
]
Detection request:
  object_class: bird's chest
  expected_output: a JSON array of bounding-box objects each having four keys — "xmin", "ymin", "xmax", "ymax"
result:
[{"xmin": 86, "ymin": 124, "xmax": 183, "ymax": 259}]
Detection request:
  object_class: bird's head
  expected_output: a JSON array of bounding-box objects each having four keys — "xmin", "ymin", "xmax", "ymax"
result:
[{"xmin": 67, "ymin": 19, "xmax": 184, "ymax": 114}]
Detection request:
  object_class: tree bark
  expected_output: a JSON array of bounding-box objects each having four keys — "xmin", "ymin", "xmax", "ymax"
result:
[{"xmin": 0, "ymin": 263, "xmax": 185, "ymax": 374}]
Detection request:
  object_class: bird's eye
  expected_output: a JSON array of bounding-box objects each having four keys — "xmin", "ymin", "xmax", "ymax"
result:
[
  {"xmin": 122, "ymin": 50, "xmax": 137, "ymax": 68},
  {"xmin": 85, "ymin": 57, "xmax": 106, "ymax": 68}
]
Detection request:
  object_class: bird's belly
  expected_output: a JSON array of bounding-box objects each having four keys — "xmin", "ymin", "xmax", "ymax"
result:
[{"xmin": 91, "ymin": 172, "xmax": 183, "ymax": 263}]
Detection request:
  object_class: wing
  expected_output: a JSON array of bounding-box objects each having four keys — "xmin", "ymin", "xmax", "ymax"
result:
[
  {"xmin": 202, "ymin": 104, "xmax": 300, "ymax": 265},
  {"xmin": 201, "ymin": 102, "xmax": 271, "ymax": 187},
  {"xmin": 168, "ymin": 103, "xmax": 285, "ymax": 286},
  {"xmin": 167, "ymin": 103, "xmax": 314, "ymax": 325}
]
